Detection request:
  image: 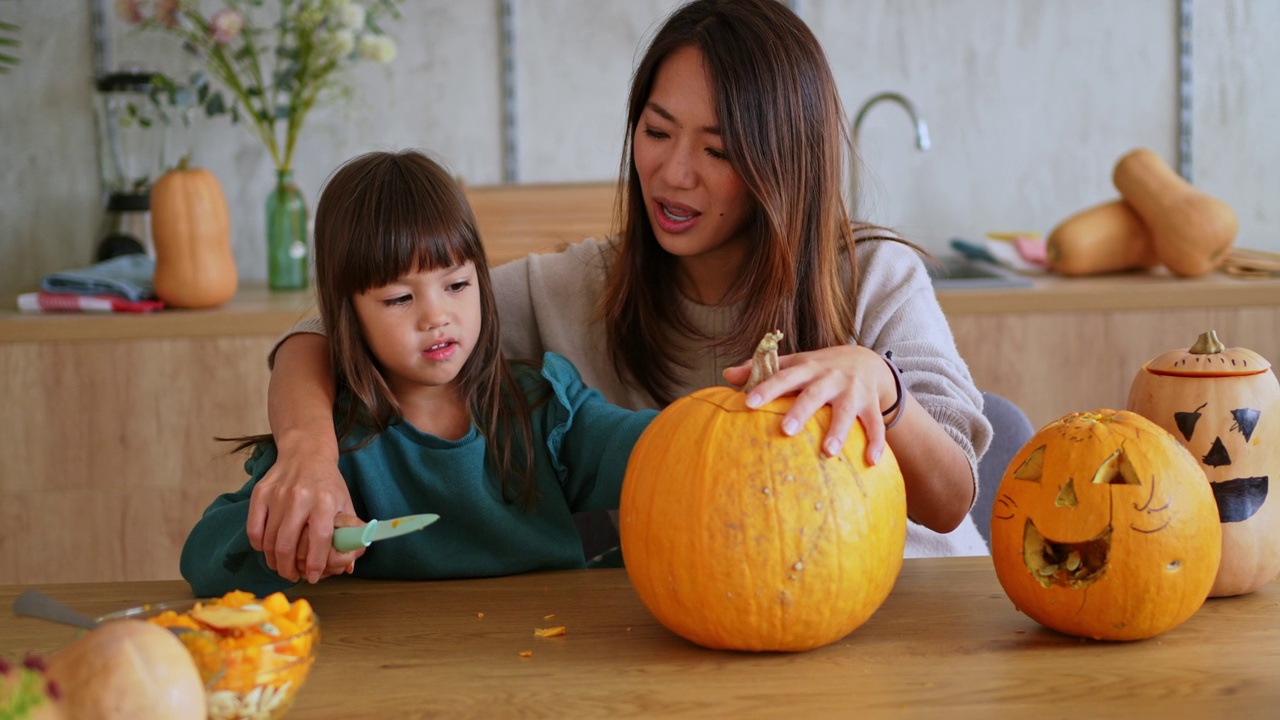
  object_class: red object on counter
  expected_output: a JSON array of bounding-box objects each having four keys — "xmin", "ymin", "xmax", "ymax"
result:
[{"xmin": 17, "ymin": 292, "xmax": 165, "ymax": 313}]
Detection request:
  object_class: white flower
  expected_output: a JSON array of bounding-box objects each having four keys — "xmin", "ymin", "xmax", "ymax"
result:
[
  {"xmin": 321, "ymin": 29, "xmax": 356, "ymax": 58},
  {"xmin": 209, "ymin": 9, "xmax": 244, "ymax": 45},
  {"xmin": 335, "ymin": 3, "xmax": 366, "ymax": 30},
  {"xmin": 357, "ymin": 34, "xmax": 397, "ymax": 64},
  {"xmin": 115, "ymin": 0, "xmax": 143, "ymax": 24}
]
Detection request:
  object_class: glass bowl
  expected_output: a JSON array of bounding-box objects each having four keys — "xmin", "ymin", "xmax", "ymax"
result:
[{"xmin": 98, "ymin": 593, "xmax": 319, "ymax": 720}]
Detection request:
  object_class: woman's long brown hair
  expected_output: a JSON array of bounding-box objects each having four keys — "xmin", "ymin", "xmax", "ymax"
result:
[
  {"xmin": 232, "ymin": 151, "xmax": 541, "ymax": 507},
  {"xmin": 601, "ymin": 0, "xmax": 895, "ymax": 406}
]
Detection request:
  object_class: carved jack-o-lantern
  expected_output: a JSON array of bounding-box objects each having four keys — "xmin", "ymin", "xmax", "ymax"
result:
[
  {"xmin": 1128, "ymin": 330, "xmax": 1280, "ymax": 597},
  {"xmin": 990, "ymin": 410, "xmax": 1221, "ymax": 641}
]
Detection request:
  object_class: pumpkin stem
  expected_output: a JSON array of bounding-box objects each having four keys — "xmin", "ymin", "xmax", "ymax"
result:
[
  {"xmin": 175, "ymin": 154, "xmax": 192, "ymax": 172},
  {"xmin": 1189, "ymin": 330, "xmax": 1225, "ymax": 355},
  {"xmin": 742, "ymin": 331, "xmax": 783, "ymax": 394}
]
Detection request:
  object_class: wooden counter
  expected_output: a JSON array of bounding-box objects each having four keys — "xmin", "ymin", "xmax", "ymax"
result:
[
  {"xmin": 940, "ymin": 270, "xmax": 1280, "ymax": 430},
  {"xmin": 3, "ymin": 557, "xmax": 1278, "ymax": 718}
]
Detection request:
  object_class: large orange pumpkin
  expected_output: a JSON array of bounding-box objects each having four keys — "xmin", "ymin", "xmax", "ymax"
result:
[
  {"xmin": 1127, "ymin": 330, "xmax": 1280, "ymax": 597},
  {"xmin": 989, "ymin": 409, "xmax": 1221, "ymax": 641},
  {"xmin": 618, "ymin": 336, "xmax": 907, "ymax": 652},
  {"xmin": 150, "ymin": 157, "xmax": 238, "ymax": 309}
]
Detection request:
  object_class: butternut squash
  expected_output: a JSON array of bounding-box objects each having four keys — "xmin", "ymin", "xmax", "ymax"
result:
[
  {"xmin": 151, "ymin": 157, "xmax": 238, "ymax": 308},
  {"xmin": 1113, "ymin": 147, "xmax": 1238, "ymax": 277},
  {"xmin": 1045, "ymin": 199, "xmax": 1159, "ymax": 276}
]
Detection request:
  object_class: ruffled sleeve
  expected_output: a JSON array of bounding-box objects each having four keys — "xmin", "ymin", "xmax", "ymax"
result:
[{"xmin": 533, "ymin": 352, "xmax": 657, "ymax": 512}]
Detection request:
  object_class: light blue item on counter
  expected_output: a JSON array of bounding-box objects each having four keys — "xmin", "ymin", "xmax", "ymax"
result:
[{"xmin": 39, "ymin": 253, "xmax": 155, "ymax": 301}]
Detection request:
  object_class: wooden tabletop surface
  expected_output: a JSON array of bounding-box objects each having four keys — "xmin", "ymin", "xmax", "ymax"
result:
[{"xmin": 3, "ymin": 556, "xmax": 1277, "ymax": 718}]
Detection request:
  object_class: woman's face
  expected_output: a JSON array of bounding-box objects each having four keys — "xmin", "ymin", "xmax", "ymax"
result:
[
  {"xmin": 633, "ymin": 45, "xmax": 755, "ymax": 278},
  {"xmin": 352, "ymin": 260, "xmax": 482, "ymax": 403}
]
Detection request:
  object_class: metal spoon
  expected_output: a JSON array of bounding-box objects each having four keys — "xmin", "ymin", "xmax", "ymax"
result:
[
  {"xmin": 12, "ymin": 589, "xmax": 100, "ymax": 630},
  {"xmin": 13, "ymin": 588, "xmax": 224, "ymax": 685},
  {"xmin": 12, "ymin": 589, "xmax": 200, "ymax": 638}
]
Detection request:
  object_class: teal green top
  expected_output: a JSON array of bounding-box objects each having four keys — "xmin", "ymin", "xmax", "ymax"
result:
[{"xmin": 180, "ymin": 353, "xmax": 656, "ymax": 597}]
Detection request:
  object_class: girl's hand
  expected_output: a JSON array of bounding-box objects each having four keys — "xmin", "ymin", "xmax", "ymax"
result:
[
  {"xmin": 722, "ymin": 344, "xmax": 899, "ymax": 465},
  {"xmin": 294, "ymin": 512, "xmax": 366, "ymax": 582},
  {"xmin": 247, "ymin": 448, "xmax": 356, "ymax": 585}
]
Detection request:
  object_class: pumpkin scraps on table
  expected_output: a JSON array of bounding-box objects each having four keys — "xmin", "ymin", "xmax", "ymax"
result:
[
  {"xmin": 990, "ymin": 409, "xmax": 1222, "ymax": 641},
  {"xmin": 619, "ymin": 332, "xmax": 908, "ymax": 652}
]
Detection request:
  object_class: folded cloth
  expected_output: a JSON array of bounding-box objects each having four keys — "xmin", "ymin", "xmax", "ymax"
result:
[
  {"xmin": 39, "ymin": 253, "xmax": 155, "ymax": 301},
  {"xmin": 17, "ymin": 291, "xmax": 165, "ymax": 313}
]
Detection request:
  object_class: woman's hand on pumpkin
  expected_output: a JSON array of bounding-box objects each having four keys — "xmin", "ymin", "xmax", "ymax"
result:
[
  {"xmin": 722, "ymin": 344, "xmax": 898, "ymax": 465},
  {"xmin": 247, "ymin": 446, "xmax": 356, "ymax": 585}
]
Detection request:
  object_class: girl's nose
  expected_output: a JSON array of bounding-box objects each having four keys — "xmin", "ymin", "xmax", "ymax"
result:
[{"xmin": 417, "ymin": 301, "xmax": 449, "ymax": 331}]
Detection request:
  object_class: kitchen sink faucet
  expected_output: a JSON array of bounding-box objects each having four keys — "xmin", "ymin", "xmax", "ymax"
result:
[{"xmin": 849, "ymin": 91, "xmax": 931, "ymax": 219}]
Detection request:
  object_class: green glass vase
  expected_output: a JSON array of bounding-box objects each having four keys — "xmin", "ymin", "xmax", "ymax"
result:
[{"xmin": 266, "ymin": 169, "xmax": 309, "ymax": 290}]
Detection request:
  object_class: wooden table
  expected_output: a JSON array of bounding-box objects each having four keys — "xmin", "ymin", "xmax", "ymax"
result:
[{"xmin": 3, "ymin": 557, "xmax": 1277, "ymax": 718}]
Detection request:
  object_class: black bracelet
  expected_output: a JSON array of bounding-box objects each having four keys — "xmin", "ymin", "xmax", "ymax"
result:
[{"xmin": 881, "ymin": 351, "xmax": 905, "ymax": 430}]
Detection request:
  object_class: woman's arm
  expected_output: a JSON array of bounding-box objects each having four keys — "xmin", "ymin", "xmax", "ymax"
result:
[
  {"xmin": 721, "ymin": 240, "xmax": 990, "ymax": 535},
  {"xmin": 185, "ymin": 444, "xmax": 364, "ymax": 597},
  {"xmin": 250, "ymin": 331, "xmax": 355, "ymax": 584}
]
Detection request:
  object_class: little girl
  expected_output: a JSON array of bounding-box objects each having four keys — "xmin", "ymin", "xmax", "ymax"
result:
[{"xmin": 180, "ymin": 150, "xmax": 657, "ymax": 597}]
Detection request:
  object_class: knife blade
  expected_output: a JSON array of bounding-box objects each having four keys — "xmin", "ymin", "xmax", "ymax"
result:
[{"xmin": 332, "ymin": 513, "xmax": 440, "ymax": 552}]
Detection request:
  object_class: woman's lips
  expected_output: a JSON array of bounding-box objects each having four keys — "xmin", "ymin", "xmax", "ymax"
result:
[{"xmin": 653, "ymin": 199, "xmax": 700, "ymax": 234}]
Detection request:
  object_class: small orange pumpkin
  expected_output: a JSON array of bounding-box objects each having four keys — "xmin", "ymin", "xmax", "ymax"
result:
[
  {"xmin": 1127, "ymin": 330, "xmax": 1280, "ymax": 597},
  {"xmin": 150, "ymin": 156, "xmax": 238, "ymax": 308},
  {"xmin": 618, "ymin": 334, "xmax": 907, "ymax": 652},
  {"xmin": 990, "ymin": 409, "xmax": 1221, "ymax": 641}
]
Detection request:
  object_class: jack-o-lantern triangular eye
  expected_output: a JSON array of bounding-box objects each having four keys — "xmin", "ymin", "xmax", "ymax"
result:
[
  {"xmin": 1013, "ymin": 446, "xmax": 1046, "ymax": 482},
  {"xmin": 1232, "ymin": 408, "xmax": 1261, "ymax": 442},
  {"xmin": 1173, "ymin": 403, "xmax": 1207, "ymax": 442},
  {"xmin": 1092, "ymin": 449, "xmax": 1141, "ymax": 485}
]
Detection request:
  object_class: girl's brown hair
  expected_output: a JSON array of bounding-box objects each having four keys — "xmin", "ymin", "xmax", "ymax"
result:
[
  {"xmin": 602, "ymin": 0, "xmax": 895, "ymax": 405},
  {"xmin": 251, "ymin": 151, "xmax": 539, "ymax": 506}
]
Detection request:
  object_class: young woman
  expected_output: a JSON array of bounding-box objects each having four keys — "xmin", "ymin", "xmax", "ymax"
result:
[
  {"xmin": 255, "ymin": 0, "xmax": 993, "ymax": 584},
  {"xmin": 180, "ymin": 151, "xmax": 655, "ymax": 597}
]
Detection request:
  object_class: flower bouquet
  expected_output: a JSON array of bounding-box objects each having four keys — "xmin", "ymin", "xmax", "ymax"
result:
[{"xmin": 119, "ymin": 0, "xmax": 405, "ymax": 289}]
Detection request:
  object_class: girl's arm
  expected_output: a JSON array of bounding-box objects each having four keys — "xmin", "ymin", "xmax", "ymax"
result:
[
  {"xmin": 250, "ymin": 331, "xmax": 356, "ymax": 584},
  {"xmin": 535, "ymin": 354, "xmax": 658, "ymax": 512}
]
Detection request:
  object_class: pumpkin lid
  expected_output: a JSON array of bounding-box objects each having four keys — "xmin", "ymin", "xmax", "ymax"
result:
[{"xmin": 1145, "ymin": 330, "xmax": 1271, "ymax": 377}]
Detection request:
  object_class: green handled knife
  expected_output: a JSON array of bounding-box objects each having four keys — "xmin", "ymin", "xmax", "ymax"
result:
[{"xmin": 332, "ymin": 513, "xmax": 440, "ymax": 552}]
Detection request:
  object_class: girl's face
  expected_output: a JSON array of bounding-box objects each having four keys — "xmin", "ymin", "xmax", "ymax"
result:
[
  {"xmin": 633, "ymin": 45, "xmax": 755, "ymax": 278},
  {"xmin": 352, "ymin": 261, "xmax": 482, "ymax": 400}
]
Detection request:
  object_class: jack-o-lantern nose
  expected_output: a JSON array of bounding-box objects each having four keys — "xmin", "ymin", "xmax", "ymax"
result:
[{"xmin": 1202, "ymin": 438, "xmax": 1232, "ymax": 467}]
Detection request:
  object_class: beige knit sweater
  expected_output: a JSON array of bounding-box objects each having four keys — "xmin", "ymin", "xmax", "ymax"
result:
[{"xmin": 280, "ymin": 236, "xmax": 992, "ymax": 557}]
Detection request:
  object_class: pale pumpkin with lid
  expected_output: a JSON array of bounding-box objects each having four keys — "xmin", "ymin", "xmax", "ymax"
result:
[{"xmin": 1127, "ymin": 330, "xmax": 1280, "ymax": 597}]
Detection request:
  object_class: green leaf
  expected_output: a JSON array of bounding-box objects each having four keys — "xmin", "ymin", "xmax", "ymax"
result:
[{"xmin": 205, "ymin": 93, "xmax": 227, "ymax": 116}]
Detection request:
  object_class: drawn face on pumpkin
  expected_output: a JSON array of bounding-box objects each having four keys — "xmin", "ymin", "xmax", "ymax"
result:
[{"xmin": 1168, "ymin": 400, "xmax": 1268, "ymax": 523}]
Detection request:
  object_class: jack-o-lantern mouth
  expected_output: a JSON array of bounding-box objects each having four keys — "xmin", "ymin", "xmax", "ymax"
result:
[
  {"xmin": 1023, "ymin": 520, "xmax": 1110, "ymax": 589},
  {"xmin": 1211, "ymin": 476, "xmax": 1268, "ymax": 523}
]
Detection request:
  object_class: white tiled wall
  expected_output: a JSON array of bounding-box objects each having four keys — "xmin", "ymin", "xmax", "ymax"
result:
[{"xmin": 0, "ymin": 0, "xmax": 1275, "ymax": 297}]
